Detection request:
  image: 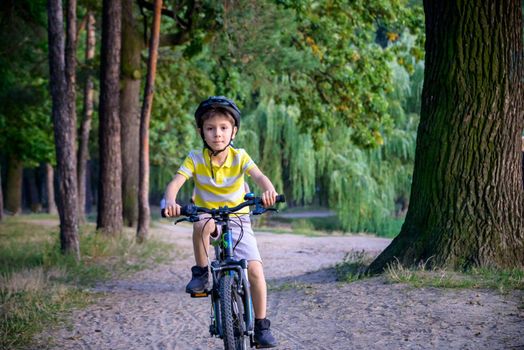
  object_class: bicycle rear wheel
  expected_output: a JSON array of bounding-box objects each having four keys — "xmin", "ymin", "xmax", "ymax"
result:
[{"xmin": 219, "ymin": 273, "xmax": 247, "ymax": 350}]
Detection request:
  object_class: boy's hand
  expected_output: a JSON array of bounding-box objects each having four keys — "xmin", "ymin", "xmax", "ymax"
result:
[
  {"xmin": 261, "ymin": 190, "xmax": 278, "ymax": 207},
  {"xmin": 165, "ymin": 200, "xmax": 182, "ymax": 217}
]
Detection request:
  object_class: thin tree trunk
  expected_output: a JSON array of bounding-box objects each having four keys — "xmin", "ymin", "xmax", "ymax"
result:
[
  {"xmin": 47, "ymin": 0, "xmax": 80, "ymax": 259},
  {"xmin": 137, "ymin": 0, "xmax": 162, "ymax": 242},
  {"xmin": 78, "ymin": 11, "xmax": 95, "ymax": 223},
  {"xmin": 65, "ymin": 0, "xmax": 77, "ymax": 121},
  {"xmin": 121, "ymin": 0, "xmax": 144, "ymax": 228},
  {"xmin": 97, "ymin": 0, "xmax": 123, "ymax": 235},
  {"xmin": 27, "ymin": 168, "xmax": 42, "ymax": 213},
  {"xmin": 0, "ymin": 165, "xmax": 3, "ymax": 221},
  {"xmin": 46, "ymin": 163, "xmax": 57, "ymax": 214},
  {"xmin": 86, "ymin": 159, "xmax": 93, "ymax": 213},
  {"xmin": 369, "ymin": 0, "xmax": 524, "ymax": 272},
  {"xmin": 5, "ymin": 156, "xmax": 23, "ymax": 215}
]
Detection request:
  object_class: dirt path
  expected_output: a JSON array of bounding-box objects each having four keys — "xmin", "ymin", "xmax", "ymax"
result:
[{"xmin": 37, "ymin": 223, "xmax": 524, "ymax": 350}]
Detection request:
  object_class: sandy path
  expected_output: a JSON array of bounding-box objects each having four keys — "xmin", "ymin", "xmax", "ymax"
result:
[{"xmin": 37, "ymin": 223, "xmax": 524, "ymax": 350}]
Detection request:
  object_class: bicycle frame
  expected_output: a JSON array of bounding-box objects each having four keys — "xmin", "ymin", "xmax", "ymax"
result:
[
  {"xmin": 163, "ymin": 193, "xmax": 285, "ymax": 349},
  {"xmin": 209, "ymin": 221, "xmax": 255, "ymax": 338}
]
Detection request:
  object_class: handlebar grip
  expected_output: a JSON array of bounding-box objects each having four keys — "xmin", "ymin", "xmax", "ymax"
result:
[
  {"xmin": 161, "ymin": 206, "xmax": 194, "ymax": 217},
  {"xmin": 161, "ymin": 206, "xmax": 192, "ymax": 217},
  {"xmin": 276, "ymin": 194, "xmax": 286, "ymax": 203}
]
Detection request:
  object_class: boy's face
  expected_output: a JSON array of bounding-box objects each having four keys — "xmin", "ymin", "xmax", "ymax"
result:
[{"xmin": 200, "ymin": 114, "xmax": 237, "ymax": 152}]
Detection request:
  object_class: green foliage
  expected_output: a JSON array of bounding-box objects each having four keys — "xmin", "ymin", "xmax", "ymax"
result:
[
  {"xmin": 0, "ymin": 81, "xmax": 55, "ymax": 166},
  {"xmin": 236, "ymin": 101, "xmax": 317, "ymax": 205},
  {"xmin": 234, "ymin": 51, "xmax": 422, "ymax": 235},
  {"xmin": 273, "ymin": 0, "xmax": 424, "ymax": 147},
  {"xmin": 0, "ymin": 216, "xmax": 172, "ymax": 348},
  {"xmin": 234, "ymin": 95, "xmax": 416, "ymax": 237},
  {"xmin": 0, "ymin": 0, "xmax": 55, "ymax": 166}
]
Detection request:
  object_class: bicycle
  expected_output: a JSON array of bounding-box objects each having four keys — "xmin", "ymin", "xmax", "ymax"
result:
[{"xmin": 162, "ymin": 193, "xmax": 285, "ymax": 349}]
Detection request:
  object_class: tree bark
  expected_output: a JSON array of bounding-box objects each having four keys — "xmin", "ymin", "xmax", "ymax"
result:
[
  {"xmin": 47, "ymin": 0, "xmax": 80, "ymax": 259},
  {"xmin": 137, "ymin": 0, "xmax": 162, "ymax": 242},
  {"xmin": 65, "ymin": 0, "xmax": 77, "ymax": 126},
  {"xmin": 46, "ymin": 163, "xmax": 57, "ymax": 214},
  {"xmin": 5, "ymin": 156, "xmax": 23, "ymax": 215},
  {"xmin": 121, "ymin": 0, "xmax": 144, "ymax": 228},
  {"xmin": 97, "ymin": 0, "xmax": 123, "ymax": 235},
  {"xmin": 369, "ymin": 0, "xmax": 524, "ymax": 272},
  {"xmin": 78, "ymin": 11, "xmax": 95, "ymax": 223}
]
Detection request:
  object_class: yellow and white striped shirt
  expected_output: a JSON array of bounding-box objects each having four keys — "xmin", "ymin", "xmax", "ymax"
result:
[{"xmin": 177, "ymin": 147, "xmax": 256, "ymax": 212}]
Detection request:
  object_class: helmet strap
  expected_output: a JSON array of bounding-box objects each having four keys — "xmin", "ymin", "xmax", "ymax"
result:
[{"xmin": 200, "ymin": 130, "xmax": 235, "ymax": 179}]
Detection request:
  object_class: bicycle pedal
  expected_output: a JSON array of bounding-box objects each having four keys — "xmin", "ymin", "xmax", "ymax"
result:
[{"xmin": 190, "ymin": 291, "xmax": 209, "ymax": 298}]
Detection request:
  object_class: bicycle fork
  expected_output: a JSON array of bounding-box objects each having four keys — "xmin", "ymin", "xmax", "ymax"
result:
[{"xmin": 208, "ymin": 262, "xmax": 254, "ymax": 338}]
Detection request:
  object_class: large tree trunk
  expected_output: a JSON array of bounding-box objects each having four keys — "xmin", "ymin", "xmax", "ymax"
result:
[
  {"xmin": 47, "ymin": 0, "xmax": 80, "ymax": 258},
  {"xmin": 369, "ymin": 0, "xmax": 524, "ymax": 272},
  {"xmin": 5, "ymin": 156, "xmax": 23, "ymax": 215},
  {"xmin": 46, "ymin": 163, "xmax": 57, "ymax": 214},
  {"xmin": 97, "ymin": 0, "xmax": 123, "ymax": 235},
  {"xmin": 137, "ymin": 0, "xmax": 162, "ymax": 242},
  {"xmin": 121, "ymin": 0, "xmax": 144, "ymax": 228},
  {"xmin": 78, "ymin": 11, "xmax": 95, "ymax": 223}
]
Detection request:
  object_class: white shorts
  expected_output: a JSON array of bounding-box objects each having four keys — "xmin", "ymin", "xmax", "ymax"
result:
[{"xmin": 197, "ymin": 214, "xmax": 262, "ymax": 263}]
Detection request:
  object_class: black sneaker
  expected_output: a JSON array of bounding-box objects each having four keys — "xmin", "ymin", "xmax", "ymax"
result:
[
  {"xmin": 185, "ymin": 265, "xmax": 209, "ymax": 294},
  {"xmin": 253, "ymin": 318, "xmax": 277, "ymax": 348}
]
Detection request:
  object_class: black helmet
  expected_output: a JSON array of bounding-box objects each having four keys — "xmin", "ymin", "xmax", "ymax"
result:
[{"xmin": 194, "ymin": 96, "xmax": 241, "ymax": 129}]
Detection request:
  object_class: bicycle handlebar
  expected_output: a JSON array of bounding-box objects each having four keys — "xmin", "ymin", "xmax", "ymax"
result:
[{"xmin": 161, "ymin": 194, "xmax": 285, "ymax": 218}]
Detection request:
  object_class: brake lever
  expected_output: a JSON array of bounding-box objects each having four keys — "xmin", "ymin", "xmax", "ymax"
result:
[
  {"xmin": 252, "ymin": 207, "xmax": 278, "ymax": 215},
  {"xmin": 174, "ymin": 218, "xmax": 189, "ymax": 225},
  {"xmin": 174, "ymin": 216, "xmax": 200, "ymax": 225}
]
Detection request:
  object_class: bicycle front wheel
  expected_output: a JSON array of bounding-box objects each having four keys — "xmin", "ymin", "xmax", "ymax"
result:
[{"xmin": 219, "ymin": 273, "xmax": 247, "ymax": 350}]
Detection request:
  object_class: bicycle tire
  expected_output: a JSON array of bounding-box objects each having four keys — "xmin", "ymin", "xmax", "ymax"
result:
[{"xmin": 219, "ymin": 273, "xmax": 247, "ymax": 350}]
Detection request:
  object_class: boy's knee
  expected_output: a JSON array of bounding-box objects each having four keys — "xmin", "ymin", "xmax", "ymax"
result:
[
  {"xmin": 248, "ymin": 261, "xmax": 265, "ymax": 282},
  {"xmin": 193, "ymin": 220, "xmax": 215, "ymax": 237}
]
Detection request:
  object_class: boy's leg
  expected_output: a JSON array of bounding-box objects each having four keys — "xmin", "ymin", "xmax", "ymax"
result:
[
  {"xmin": 192, "ymin": 218, "xmax": 215, "ymax": 266},
  {"xmin": 249, "ymin": 260, "xmax": 277, "ymax": 348},
  {"xmin": 186, "ymin": 219, "xmax": 216, "ymax": 293},
  {"xmin": 248, "ymin": 260, "xmax": 267, "ymax": 318}
]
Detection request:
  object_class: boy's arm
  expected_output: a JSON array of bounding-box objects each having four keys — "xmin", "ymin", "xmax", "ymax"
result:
[
  {"xmin": 164, "ymin": 173, "xmax": 187, "ymax": 217},
  {"xmin": 248, "ymin": 165, "xmax": 278, "ymax": 207}
]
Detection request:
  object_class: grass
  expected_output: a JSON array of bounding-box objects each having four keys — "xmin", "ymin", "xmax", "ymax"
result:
[
  {"xmin": 267, "ymin": 281, "xmax": 314, "ymax": 293},
  {"xmin": 384, "ymin": 258, "xmax": 524, "ymax": 292},
  {"xmin": 0, "ymin": 215, "xmax": 173, "ymax": 349},
  {"xmin": 335, "ymin": 250, "xmax": 376, "ymax": 282},
  {"xmin": 254, "ymin": 224, "xmax": 329, "ymax": 237},
  {"xmin": 335, "ymin": 253, "xmax": 524, "ymax": 293}
]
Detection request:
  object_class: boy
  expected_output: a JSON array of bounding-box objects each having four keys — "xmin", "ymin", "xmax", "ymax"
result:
[{"xmin": 164, "ymin": 96, "xmax": 278, "ymax": 348}]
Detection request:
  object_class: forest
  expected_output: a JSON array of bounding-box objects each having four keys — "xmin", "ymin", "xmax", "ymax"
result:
[{"xmin": 0, "ymin": 0, "xmax": 425, "ymax": 238}]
